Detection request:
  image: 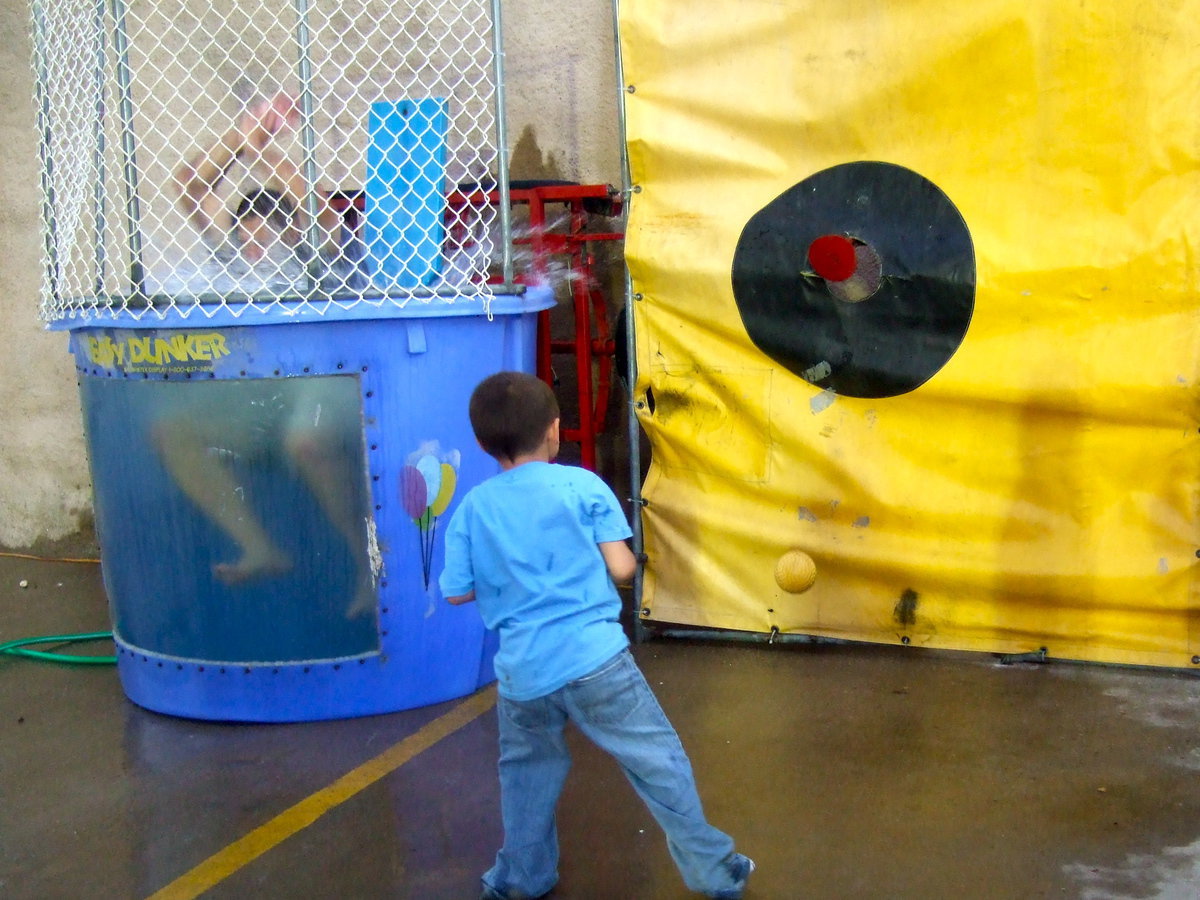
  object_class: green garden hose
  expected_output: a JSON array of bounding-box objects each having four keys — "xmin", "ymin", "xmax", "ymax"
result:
[
  {"xmin": 0, "ymin": 552, "xmax": 114, "ymax": 665},
  {"xmin": 0, "ymin": 631, "xmax": 116, "ymax": 665}
]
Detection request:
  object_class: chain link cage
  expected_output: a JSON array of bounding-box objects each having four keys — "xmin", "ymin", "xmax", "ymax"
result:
[{"xmin": 31, "ymin": 0, "xmax": 511, "ymax": 323}]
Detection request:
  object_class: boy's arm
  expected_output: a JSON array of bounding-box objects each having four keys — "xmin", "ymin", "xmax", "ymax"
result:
[
  {"xmin": 599, "ymin": 540, "xmax": 637, "ymax": 586},
  {"xmin": 439, "ymin": 503, "xmax": 475, "ymax": 605},
  {"xmin": 174, "ymin": 94, "xmax": 297, "ymax": 244},
  {"xmin": 174, "ymin": 125, "xmax": 241, "ymax": 243},
  {"xmin": 241, "ymin": 94, "xmax": 341, "ymax": 252}
]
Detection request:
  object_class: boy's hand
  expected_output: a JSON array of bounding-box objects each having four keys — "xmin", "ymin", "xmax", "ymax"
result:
[
  {"xmin": 446, "ymin": 589, "xmax": 476, "ymax": 606},
  {"xmin": 238, "ymin": 92, "xmax": 300, "ymax": 154}
]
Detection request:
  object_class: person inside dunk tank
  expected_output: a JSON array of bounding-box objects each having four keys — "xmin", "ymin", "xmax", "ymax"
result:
[{"xmin": 173, "ymin": 91, "xmax": 368, "ymax": 294}]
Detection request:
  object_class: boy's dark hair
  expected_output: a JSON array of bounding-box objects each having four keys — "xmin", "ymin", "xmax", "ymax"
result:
[
  {"xmin": 234, "ymin": 188, "xmax": 296, "ymax": 232},
  {"xmin": 469, "ymin": 371, "xmax": 559, "ymax": 461}
]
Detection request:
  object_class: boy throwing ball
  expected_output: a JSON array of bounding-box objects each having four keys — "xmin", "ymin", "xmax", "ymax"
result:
[{"xmin": 440, "ymin": 371, "xmax": 753, "ymax": 899}]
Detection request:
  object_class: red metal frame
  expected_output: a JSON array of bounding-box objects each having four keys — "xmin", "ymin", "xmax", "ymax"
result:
[
  {"xmin": 447, "ymin": 183, "xmax": 624, "ymax": 470},
  {"xmin": 331, "ymin": 183, "xmax": 625, "ymax": 470}
]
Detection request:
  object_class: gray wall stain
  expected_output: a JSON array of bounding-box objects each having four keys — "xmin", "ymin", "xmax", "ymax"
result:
[{"xmin": 509, "ymin": 124, "xmax": 567, "ymax": 181}]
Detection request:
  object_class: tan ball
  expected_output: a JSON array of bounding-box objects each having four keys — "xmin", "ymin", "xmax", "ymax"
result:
[{"xmin": 774, "ymin": 549, "xmax": 817, "ymax": 593}]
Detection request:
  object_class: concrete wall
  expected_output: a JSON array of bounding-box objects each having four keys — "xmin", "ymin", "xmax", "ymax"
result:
[
  {"xmin": 0, "ymin": 0, "xmax": 95, "ymax": 549},
  {"xmin": 0, "ymin": 0, "xmax": 621, "ymax": 550}
]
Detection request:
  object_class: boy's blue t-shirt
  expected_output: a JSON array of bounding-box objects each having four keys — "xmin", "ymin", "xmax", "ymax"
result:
[{"xmin": 438, "ymin": 462, "xmax": 633, "ymax": 701}]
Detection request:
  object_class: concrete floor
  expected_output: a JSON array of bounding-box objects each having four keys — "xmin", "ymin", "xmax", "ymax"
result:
[{"xmin": 4, "ymin": 551, "xmax": 1200, "ymax": 900}]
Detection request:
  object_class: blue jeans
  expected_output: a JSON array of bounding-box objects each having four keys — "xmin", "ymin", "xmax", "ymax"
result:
[{"xmin": 483, "ymin": 648, "xmax": 741, "ymax": 898}]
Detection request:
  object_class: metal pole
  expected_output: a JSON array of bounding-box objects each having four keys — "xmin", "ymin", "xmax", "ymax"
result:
[
  {"xmin": 93, "ymin": 0, "xmax": 110, "ymax": 297},
  {"xmin": 489, "ymin": 0, "xmax": 514, "ymax": 288},
  {"xmin": 655, "ymin": 628, "xmax": 849, "ymax": 648},
  {"xmin": 109, "ymin": 0, "xmax": 146, "ymax": 299},
  {"xmin": 293, "ymin": 0, "xmax": 323, "ymax": 293},
  {"xmin": 30, "ymin": 1, "xmax": 61, "ymax": 309},
  {"xmin": 610, "ymin": 0, "xmax": 647, "ymax": 643}
]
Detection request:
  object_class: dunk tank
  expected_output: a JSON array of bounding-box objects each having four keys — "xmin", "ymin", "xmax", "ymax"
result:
[
  {"xmin": 618, "ymin": 1, "xmax": 1200, "ymax": 668},
  {"xmin": 30, "ymin": 0, "xmax": 551, "ymax": 719}
]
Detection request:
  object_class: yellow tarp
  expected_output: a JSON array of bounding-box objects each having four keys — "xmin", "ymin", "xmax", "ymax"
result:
[{"xmin": 619, "ymin": 0, "xmax": 1200, "ymax": 666}]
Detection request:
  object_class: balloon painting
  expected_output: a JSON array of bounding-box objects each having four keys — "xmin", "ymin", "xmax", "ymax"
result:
[{"xmin": 401, "ymin": 442, "xmax": 461, "ymax": 588}]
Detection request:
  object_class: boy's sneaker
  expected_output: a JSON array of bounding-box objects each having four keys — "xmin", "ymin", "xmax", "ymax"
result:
[
  {"xmin": 479, "ymin": 883, "xmax": 551, "ymax": 900},
  {"xmin": 709, "ymin": 852, "xmax": 756, "ymax": 899}
]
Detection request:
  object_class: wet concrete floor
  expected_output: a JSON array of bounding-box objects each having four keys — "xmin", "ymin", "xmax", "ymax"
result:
[{"xmin": 3, "ymin": 551, "xmax": 1200, "ymax": 899}]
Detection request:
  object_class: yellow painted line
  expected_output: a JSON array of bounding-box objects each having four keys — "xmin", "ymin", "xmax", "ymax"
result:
[{"xmin": 146, "ymin": 685, "xmax": 497, "ymax": 900}]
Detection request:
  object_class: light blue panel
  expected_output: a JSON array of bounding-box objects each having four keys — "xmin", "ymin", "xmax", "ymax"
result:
[{"xmin": 364, "ymin": 98, "xmax": 449, "ymax": 291}]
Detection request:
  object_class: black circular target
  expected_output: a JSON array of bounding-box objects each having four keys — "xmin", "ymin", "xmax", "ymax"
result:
[{"xmin": 731, "ymin": 161, "xmax": 975, "ymax": 398}]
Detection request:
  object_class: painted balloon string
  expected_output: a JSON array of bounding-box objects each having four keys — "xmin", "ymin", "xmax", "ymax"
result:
[{"xmin": 401, "ymin": 453, "xmax": 458, "ymax": 588}]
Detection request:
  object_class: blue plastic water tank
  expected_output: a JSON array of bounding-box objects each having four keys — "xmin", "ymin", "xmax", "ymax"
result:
[{"xmin": 61, "ymin": 291, "xmax": 552, "ymax": 721}]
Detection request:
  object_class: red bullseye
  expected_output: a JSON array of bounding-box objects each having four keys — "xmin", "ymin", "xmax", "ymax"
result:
[{"xmin": 807, "ymin": 234, "xmax": 857, "ymax": 282}]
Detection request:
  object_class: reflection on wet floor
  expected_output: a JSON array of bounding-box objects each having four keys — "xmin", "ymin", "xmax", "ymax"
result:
[{"xmin": 4, "ymin": 554, "xmax": 1200, "ymax": 899}]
